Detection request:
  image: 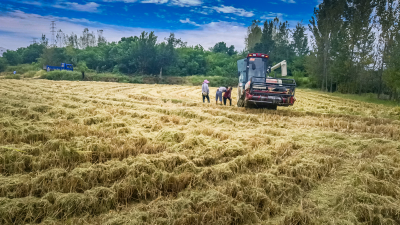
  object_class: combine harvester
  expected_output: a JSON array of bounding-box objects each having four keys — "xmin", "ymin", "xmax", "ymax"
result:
[{"xmin": 237, "ymin": 53, "xmax": 296, "ymax": 110}]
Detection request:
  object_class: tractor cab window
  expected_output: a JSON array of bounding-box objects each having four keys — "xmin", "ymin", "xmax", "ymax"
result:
[
  {"xmin": 237, "ymin": 58, "xmax": 247, "ymax": 83},
  {"xmin": 248, "ymin": 58, "xmax": 266, "ymax": 80},
  {"xmin": 239, "ymin": 73, "xmax": 246, "ymax": 83}
]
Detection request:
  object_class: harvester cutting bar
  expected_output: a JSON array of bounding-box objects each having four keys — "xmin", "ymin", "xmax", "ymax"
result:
[{"xmin": 246, "ymin": 77, "xmax": 296, "ymax": 106}]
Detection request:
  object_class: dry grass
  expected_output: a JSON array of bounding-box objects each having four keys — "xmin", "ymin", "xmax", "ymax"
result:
[{"xmin": 1, "ymin": 79, "xmax": 400, "ymax": 224}]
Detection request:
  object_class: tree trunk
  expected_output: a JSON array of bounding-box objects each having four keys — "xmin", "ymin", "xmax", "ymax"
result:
[
  {"xmin": 323, "ymin": 38, "xmax": 329, "ymax": 92},
  {"xmin": 159, "ymin": 67, "xmax": 162, "ymax": 79}
]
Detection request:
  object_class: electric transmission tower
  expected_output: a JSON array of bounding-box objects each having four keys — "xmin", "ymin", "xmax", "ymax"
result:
[
  {"xmin": 31, "ymin": 38, "xmax": 38, "ymax": 44},
  {"xmin": 50, "ymin": 21, "xmax": 56, "ymax": 47}
]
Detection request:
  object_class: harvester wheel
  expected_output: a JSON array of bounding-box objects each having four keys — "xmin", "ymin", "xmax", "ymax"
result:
[{"xmin": 237, "ymin": 95, "xmax": 245, "ymax": 107}]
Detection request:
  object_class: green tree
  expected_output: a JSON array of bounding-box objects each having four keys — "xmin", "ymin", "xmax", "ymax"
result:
[
  {"xmin": 3, "ymin": 50, "xmax": 22, "ymax": 66},
  {"xmin": 291, "ymin": 22, "xmax": 309, "ymax": 56},
  {"xmin": 22, "ymin": 43, "xmax": 45, "ymax": 64},
  {"xmin": 211, "ymin": 42, "xmax": 228, "ymax": 54},
  {"xmin": 254, "ymin": 19, "xmax": 276, "ymax": 58},
  {"xmin": 39, "ymin": 47, "xmax": 67, "ymax": 67},
  {"xmin": 77, "ymin": 61, "xmax": 89, "ymax": 80},
  {"xmin": 309, "ymin": 0, "xmax": 346, "ymax": 92},
  {"xmin": 245, "ymin": 20, "xmax": 262, "ymax": 51},
  {"xmin": 375, "ymin": 0, "xmax": 400, "ymax": 97},
  {"xmin": 0, "ymin": 57, "xmax": 8, "ymax": 72}
]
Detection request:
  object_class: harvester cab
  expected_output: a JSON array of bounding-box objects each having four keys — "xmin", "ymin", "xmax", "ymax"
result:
[{"xmin": 237, "ymin": 53, "xmax": 296, "ymax": 109}]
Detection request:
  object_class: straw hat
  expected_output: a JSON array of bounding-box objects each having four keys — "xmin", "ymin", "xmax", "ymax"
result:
[{"xmin": 203, "ymin": 80, "xmax": 209, "ymax": 84}]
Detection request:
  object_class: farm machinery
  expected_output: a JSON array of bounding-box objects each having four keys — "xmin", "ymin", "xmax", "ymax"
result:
[
  {"xmin": 43, "ymin": 63, "xmax": 74, "ymax": 72},
  {"xmin": 236, "ymin": 53, "xmax": 296, "ymax": 110}
]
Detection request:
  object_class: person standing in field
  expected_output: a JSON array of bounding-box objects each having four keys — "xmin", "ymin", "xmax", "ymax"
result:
[
  {"xmin": 223, "ymin": 87, "xmax": 232, "ymax": 106},
  {"xmin": 216, "ymin": 86, "xmax": 227, "ymax": 105},
  {"xmin": 202, "ymin": 80, "xmax": 210, "ymax": 103}
]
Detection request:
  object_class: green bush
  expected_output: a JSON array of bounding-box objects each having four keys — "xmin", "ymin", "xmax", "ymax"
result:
[
  {"xmin": 294, "ymin": 76, "xmax": 311, "ymax": 87},
  {"xmin": 4, "ymin": 74, "xmax": 21, "ymax": 79},
  {"xmin": 187, "ymin": 76, "xmax": 237, "ymax": 87},
  {"xmin": 39, "ymin": 71, "xmax": 237, "ymax": 87},
  {"xmin": 6, "ymin": 64, "xmax": 40, "ymax": 74},
  {"xmin": 41, "ymin": 70, "xmax": 82, "ymax": 81},
  {"xmin": 0, "ymin": 57, "xmax": 7, "ymax": 72},
  {"xmin": 23, "ymin": 71, "xmax": 37, "ymax": 78}
]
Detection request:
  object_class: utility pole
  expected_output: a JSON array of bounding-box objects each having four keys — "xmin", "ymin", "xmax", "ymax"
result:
[
  {"xmin": 31, "ymin": 38, "xmax": 38, "ymax": 44},
  {"xmin": 50, "ymin": 21, "xmax": 56, "ymax": 47}
]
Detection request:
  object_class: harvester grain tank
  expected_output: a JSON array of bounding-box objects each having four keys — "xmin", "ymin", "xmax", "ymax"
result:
[{"xmin": 236, "ymin": 53, "xmax": 296, "ymax": 109}]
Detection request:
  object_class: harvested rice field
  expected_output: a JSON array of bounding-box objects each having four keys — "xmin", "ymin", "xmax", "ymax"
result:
[{"xmin": 1, "ymin": 79, "xmax": 400, "ymax": 225}]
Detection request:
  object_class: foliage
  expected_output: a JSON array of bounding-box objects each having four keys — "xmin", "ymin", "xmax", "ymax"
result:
[
  {"xmin": 40, "ymin": 70, "xmax": 82, "ymax": 81},
  {"xmin": 4, "ymin": 74, "xmax": 20, "ymax": 79},
  {"xmin": 5, "ymin": 63, "xmax": 40, "ymax": 74},
  {"xmin": 210, "ymin": 42, "xmax": 237, "ymax": 56},
  {"xmin": 307, "ymin": 0, "xmax": 400, "ymax": 99},
  {"xmin": 245, "ymin": 20, "xmax": 262, "ymax": 51},
  {"xmin": 0, "ymin": 57, "xmax": 7, "ymax": 72}
]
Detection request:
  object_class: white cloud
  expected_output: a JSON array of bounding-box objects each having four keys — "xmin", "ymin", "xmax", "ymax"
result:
[
  {"xmin": 103, "ymin": 0, "xmax": 202, "ymax": 6},
  {"xmin": 22, "ymin": 1, "xmax": 100, "ymax": 13},
  {"xmin": 54, "ymin": 2, "xmax": 100, "ymax": 13},
  {"xmin": 210, "ymin": 5, "xmax": 254, "ymax": 17},
  {"xmin": 141, "ymin": 0, "xmax": 168, "ymax": 4},
  {"xmin": 261, "ymin": 13, "xmax": 284, "ymax": 20},
  {"xmin": 102, "ymin": 0, "xmax": 138, "ymax": 2},
  {"xmin": 179, "ymin": 18, "xmax": 200, "ymax": 26},
  {"xmin": 171, "ymin": 0, "xmax": 202, "ymax": 7},
  {"xmin": 21, "ymin": 1, "xmax": 42, "ymax": 6},
  {"xmin": 0, "ymin": 10, "xmax": 247, "ymax": 50},
  {"xmin": 281, "ymin": 0, "xmax": 296, "ymax": 3}
]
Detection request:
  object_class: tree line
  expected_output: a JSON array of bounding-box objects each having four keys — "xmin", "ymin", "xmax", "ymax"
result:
[
  {"xmin": 307, "ymin": 0, "xmax": 400, "ymax": 98},
  {"xmin": 0, "ymin": 28, "xmax": 242, "ymax": 77}
]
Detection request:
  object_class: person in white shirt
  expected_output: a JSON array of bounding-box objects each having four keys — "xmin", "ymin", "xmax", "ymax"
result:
[
  {"xmin": 216, "ymin": 86, "xmax": 227, "ymax": 105},
  {"xmin": 202, "ymin": 80, "xmax": 210, "ymax": 103}
]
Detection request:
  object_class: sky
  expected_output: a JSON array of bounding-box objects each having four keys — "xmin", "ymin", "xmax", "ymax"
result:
[{"xmin": 0, "ymin": 0, "xmax": 322, "ymax": 50}]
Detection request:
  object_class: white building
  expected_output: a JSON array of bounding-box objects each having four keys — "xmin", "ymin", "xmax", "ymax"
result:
[{"xmin": 0, "ymin": 47, "xmax": 7, "ymax": 57}]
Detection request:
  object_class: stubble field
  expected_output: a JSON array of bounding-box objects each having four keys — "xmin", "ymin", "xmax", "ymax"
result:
[{"xmin": 1, "ymin": 79, "xmax": 400, "ymax": 224}]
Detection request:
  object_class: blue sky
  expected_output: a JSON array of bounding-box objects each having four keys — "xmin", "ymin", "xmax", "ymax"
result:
[{"xmin": 0, "ymin": 0, "xmax": 321, "ymax": 50}]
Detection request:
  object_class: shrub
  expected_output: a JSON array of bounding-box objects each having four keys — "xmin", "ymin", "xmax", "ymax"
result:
[
  {"xmin": 41, "ymin": 70, "xmax": 82, "ymax": 81},
  {"xmin": 6, "ymin": 64, "xmax": 40, "ymax": 74},
  {"xmin": 0, "ymin": 58, "xmax": 7, "ymax": 72},
  {"xmin": 188, "ymin": 76, "xmax": 238, "ymax": 87},
  {"xmin": 4, "ymin": 74, "xmax": 21, "ymax": 79},
  {"xmin": 23, "ymin": 71, "xmax": 37, "ymax": 78}
]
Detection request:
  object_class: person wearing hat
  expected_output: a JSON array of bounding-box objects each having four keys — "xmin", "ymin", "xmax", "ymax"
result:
[{"xmin": 202, "ymin": 80, "xmax": 210, "ymax": 103}]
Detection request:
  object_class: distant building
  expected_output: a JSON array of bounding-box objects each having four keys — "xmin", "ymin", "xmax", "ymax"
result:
[{"xmin": 0, "ymin": 47, "xmax": 7, "ymax": 57}]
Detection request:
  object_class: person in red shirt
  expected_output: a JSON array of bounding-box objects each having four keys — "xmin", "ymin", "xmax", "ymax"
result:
[{"xmin": 223, "ymin": 87, "xmax": 232, "ymax": 106}]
